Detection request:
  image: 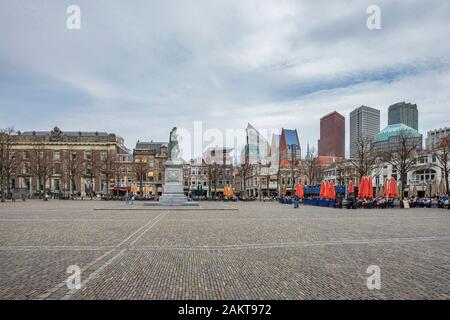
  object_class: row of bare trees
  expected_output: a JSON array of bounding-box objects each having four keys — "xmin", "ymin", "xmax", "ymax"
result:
[
  {"xmin": 347, "ymin": 131, "xmax": 421, "ymax": 198},
  {"xmin": 0, "ymin": 127, "xmax": 121, "ymax": 201},
  {"xmin": 348, "ymin": 130, "xmax": 449, "ymax": 198},
  {"xmin": 433, "ymin": 136, "xmax": 450, "ymax": 194},
  {"xmin": 235, "ymin": 129, "xmax": 449, "ymax": 199},
  {"xmin": 0, "ymin": 127, "xmax": 15, "ymax": 202}
]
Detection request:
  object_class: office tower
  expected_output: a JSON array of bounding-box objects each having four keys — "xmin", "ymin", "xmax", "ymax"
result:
[
  {"xmin": 388, "ymin": 102, "xmax": 418, "ymax": 130},
  {"xmin": 318, "ymin": 111, "xmax": 345, "ymax": 158},
  {"xmin": 349, "ymin": 106, "xmax": 380, "ymax": 158}
]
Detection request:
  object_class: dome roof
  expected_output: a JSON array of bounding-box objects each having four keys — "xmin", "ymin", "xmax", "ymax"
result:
[{"xmin": 374, "ymin": 123, "xmax": 420, "ymax": 142}]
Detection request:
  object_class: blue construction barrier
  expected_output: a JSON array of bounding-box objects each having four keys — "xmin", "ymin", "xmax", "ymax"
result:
[
  {"xmin": 304, "ymin": 185, "xmax": 346, "ymax": 196},
  {"xmin": 303, "ymin": 199, "xmax": 336, "ymax": 207}
]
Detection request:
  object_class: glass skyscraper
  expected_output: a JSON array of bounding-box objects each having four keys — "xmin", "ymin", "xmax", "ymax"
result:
[{"xmin": 388, "ymin": 102, "xmax": 418, "ymax": 130}]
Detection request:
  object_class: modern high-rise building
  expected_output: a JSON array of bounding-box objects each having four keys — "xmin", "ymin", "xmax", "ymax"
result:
[
  {"xmin": 279, "ymin": 128, "xmax": 301, "ymax": 168},
  {"xmin": 318, "ymin": 111, "xmax": 345, "ymax": 158},
  {"xmin": 388, "ymin": 102, "xmax": 418, "ymax": 130},
  {"xmin": 244, "ymin": 123, "xmax": 270, "ymax": 165},
  {"xmin": 349, "ymin": 106, "xmax": 380, "ymax": 158}
]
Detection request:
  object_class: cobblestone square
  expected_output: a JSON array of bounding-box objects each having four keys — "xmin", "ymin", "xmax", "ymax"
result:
[{"xmin": 0, "ymin": 200, "xmax": 449, "ymax": 300}]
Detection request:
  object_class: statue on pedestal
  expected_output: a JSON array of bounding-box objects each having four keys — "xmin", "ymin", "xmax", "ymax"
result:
[
  {"xmin": 168, "ymin": 127, "xmax": 180, "ymax": 161},
  {"xmin": 145, "ymin": 126, "xmax": 197, "ymax": 206}
]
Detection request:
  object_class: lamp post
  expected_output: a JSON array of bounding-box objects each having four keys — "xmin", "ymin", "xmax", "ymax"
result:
[{"xmin": 257, "ymin": 160, "xmax": 262, "ymax": 201}]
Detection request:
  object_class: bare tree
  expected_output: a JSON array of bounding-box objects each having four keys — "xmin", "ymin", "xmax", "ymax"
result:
[
  {"xmin": 301, "ymin": 148, "xmax": 322, "ymax": 185},
  {"xmin": 100, "ymin": 151, "xmax": 118, "ymax": 197},
  {"xmin": 62, "ymin": 150, "xmax": 81, "ymax": 199},
  {"xmin": 30, "ymin": 145, "xmax": 54, "ymax": 199},
  {"xmin": 432, "ymin": 136, "xmax": 450, "ymax": 195},
  {"xmin": 335, "ymin": 162, "xmax": 345, "ymax": 186},
  {"xmin": 239, "ymin": 162, "xmax": 253, "ymax": 198},
  {"xmin": 83, "ymin": 151, "xmax": 100, "ymax": 199},
  {"xmin": 134, "ymin": 158, "xmax": 148, "ymax": 198},
  {"xmin": 381, "ymin": 130, "xmax": 421, "ymax": 199},
  {"xmin": 0, "ymin": 127, "xmax": 16, "ymax": 202},
  {"xmin": 207, "ymin": 162, "xmax": 220, "ymax": 198},
  {"xmin": 349, "ymin": 136, "xmax": 378, "ymax": 180}
]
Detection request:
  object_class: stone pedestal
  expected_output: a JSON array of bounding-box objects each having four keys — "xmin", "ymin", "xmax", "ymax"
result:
[{"xmin": 157, "ymin": 159, "xmax": 199, "ymax": 206}]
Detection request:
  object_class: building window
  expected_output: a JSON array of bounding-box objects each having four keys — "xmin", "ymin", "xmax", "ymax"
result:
[
  {"xmin": 53, "ymin": 151, "xmax": 60, "ymax": 161},
  {"xmin": 53, "ymin": 179, "xmax": 60, "ymax": 191},
  {"xmin": 84, "ymin": 151, "xmax": 92, "ymax": 161},
  {"xmin": 22, "ymin": 163, "xmax": 30, "ymax": 175},
  {"xmin": 54, "ymin": 163, "xmax": 61, "ymax": 174},
  {"xmin": 100, "ymin": 152, "xmax": 107, "ymax": 161},
  {"xmin": 71, "ymin": 152, "xmax": 77, "ymax": 160},
  {"xmin": 23, "ymin": 151, "xmax": 29, "ymax": 160}
]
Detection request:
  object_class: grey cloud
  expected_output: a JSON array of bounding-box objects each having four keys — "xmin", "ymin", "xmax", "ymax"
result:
[{"xmin": 0, "ymin": 0, "xmax": 449, "ymax": 156}]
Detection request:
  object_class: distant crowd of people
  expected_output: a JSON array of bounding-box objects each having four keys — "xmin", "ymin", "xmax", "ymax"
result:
[{"xmin": 278, "ymin": 194, "xmax": 450, "ymax": 210}]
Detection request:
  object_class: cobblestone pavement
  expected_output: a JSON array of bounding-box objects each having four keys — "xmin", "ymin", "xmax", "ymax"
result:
[{"xmin": 0, "ymin": 200, "xmax": 449, "ymax": 299}]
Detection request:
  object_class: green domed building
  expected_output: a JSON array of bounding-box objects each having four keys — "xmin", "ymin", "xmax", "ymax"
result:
[{"xmin": 373, "ymin": 123, "xmax": 422, "ymax": 152}]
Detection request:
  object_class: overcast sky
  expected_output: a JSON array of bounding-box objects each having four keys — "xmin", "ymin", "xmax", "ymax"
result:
[{"xmin": 1, "ymin": 0, "xmax": 449, "ymax": 159}]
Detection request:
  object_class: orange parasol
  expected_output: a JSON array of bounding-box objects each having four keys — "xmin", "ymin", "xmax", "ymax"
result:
[
  {"xmin": 383, "ymin": 179, "xmax": 389, "ymax": 198},
  {"xmin": 323, "ymin": 181, "xmax": 329, "ymax": 199},
  {"xmin": 358, "ymin": 177, "xmax": 364, "ymax": 198},
  {"xmin": 328, "ymin": 180, "xmax": 336, "ymax": 200},
  {"xmin": 348, "ymin": 180, "xmax": 355, "ymax": 194},
  {"xmin": 389, "ymin": 177, "xmax": 398, "ymax": 198},
  {"xmin": 367, "ymin": 177, "xmax": 374, "ymax": 199},
  {"xmin": 319, "ymin": 181, "xmax": 325, "ymax": 198},
  {"xmin": 296, "ymin": 183, "xmax": 304, "ymax": 198}
]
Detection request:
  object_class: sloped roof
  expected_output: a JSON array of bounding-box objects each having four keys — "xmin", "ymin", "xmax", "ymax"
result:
[
  {"xmin": 135, "ymin": 142, "xmax": 167, "ymax": 152},
  {"xmin": 374, "ymin": 123, "xmax": 421, "ymax": 142},
  {"xmin": 22, "ymin": 131, "xmax": 109, "ymax": 137}
]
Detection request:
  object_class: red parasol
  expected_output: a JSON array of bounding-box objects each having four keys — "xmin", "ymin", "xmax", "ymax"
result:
[
  {"xmin": 299, "ymin": 184, "xmax": 304, "ymax": 198},
  {"xmin": 323, "ymin": 180, "xmax": 329, "ymax": 199},
  {"xmin": 383, "ymin": 179, "xmax": 389, "ymax": 198},
  {"xmin": 348, "ymin": 180, "xmax": 355, "ymax": 194},
  {"xmin": 389, "ymin": 177, "xmax": 398, "ymax": 198},
  {"xmin": 367, "ymin": 177, "xmax": 374, "ymax": 199},
  {"xmin": 296, "ymin": 183, "xmax": 304, "ymax": 198},
  {"xmin": 328, "ymin": 180, "xmax": 336, "ymax": 200},
  {"xmin": 358, "ymin": 177, "xmax": 365, "ymax": 198}
]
